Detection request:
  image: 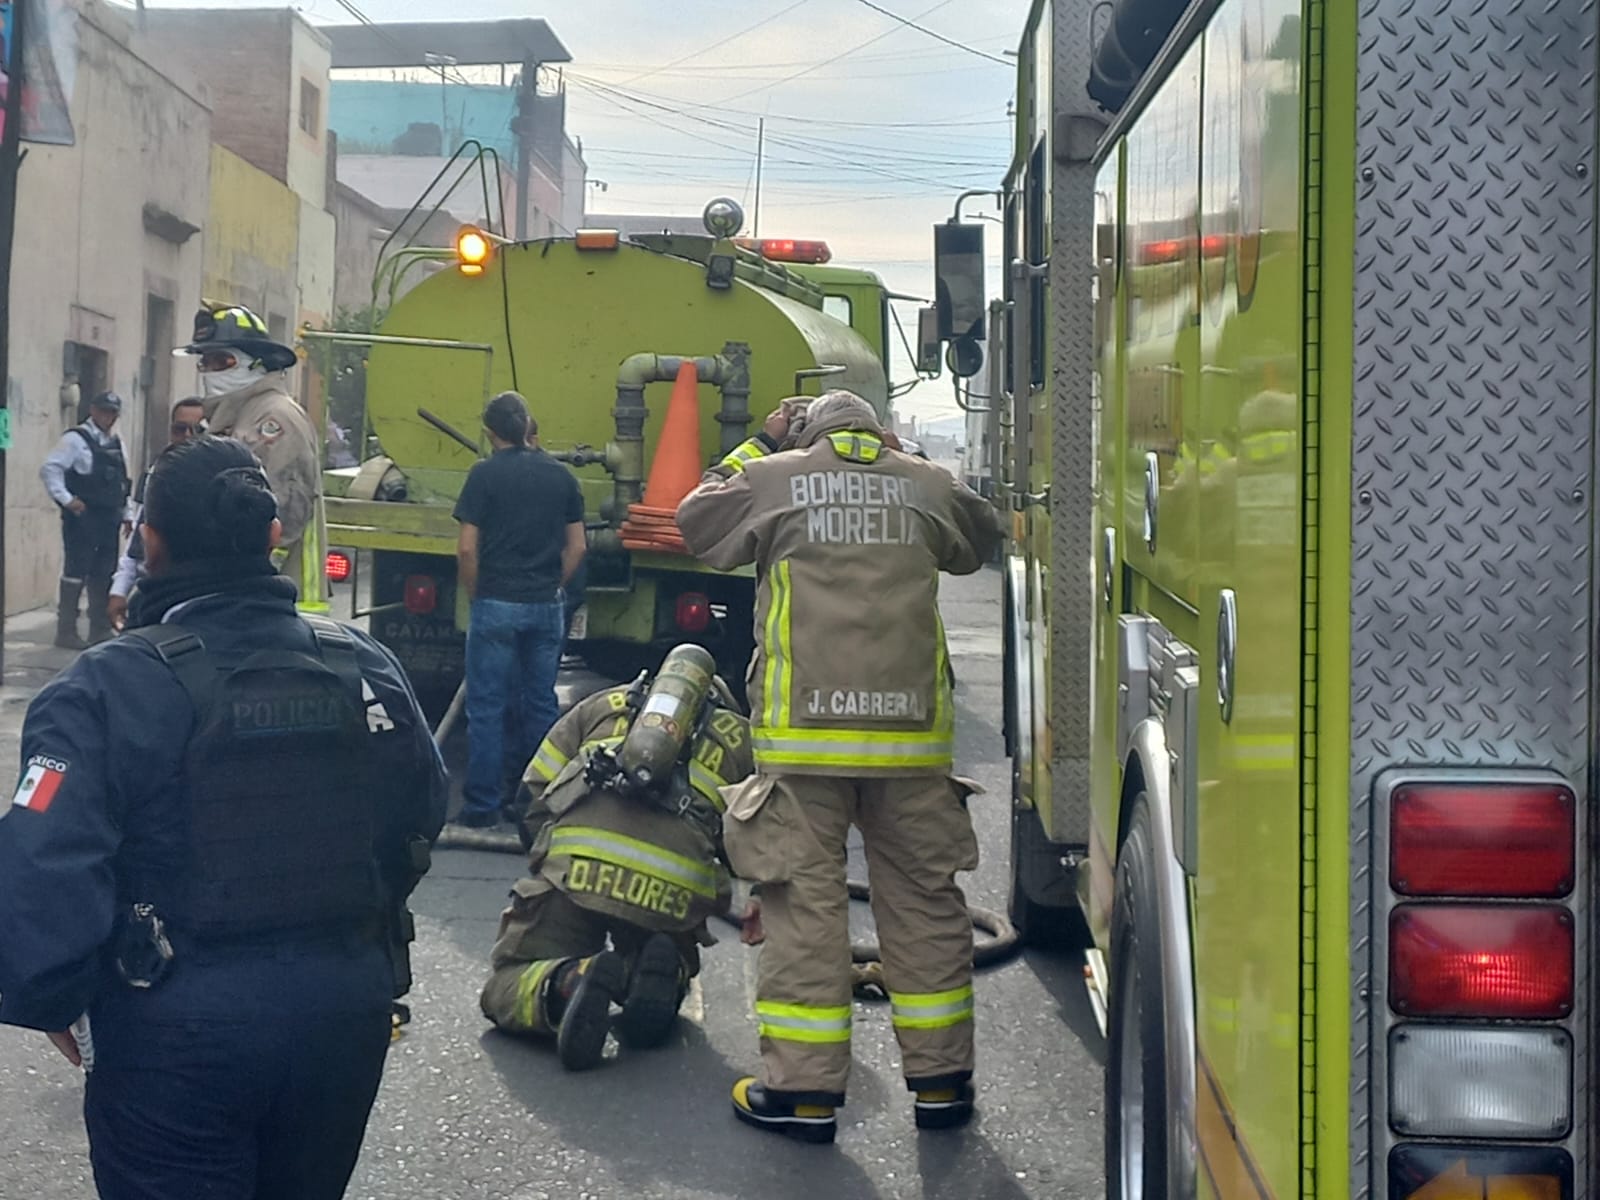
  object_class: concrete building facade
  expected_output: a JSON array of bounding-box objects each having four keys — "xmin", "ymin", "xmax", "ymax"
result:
[{"xmin": 6, "ymin": 1, "xmax": 211, "ymax": 613}]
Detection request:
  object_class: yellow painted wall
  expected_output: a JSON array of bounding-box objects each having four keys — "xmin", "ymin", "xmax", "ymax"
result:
[{"xmin": 203, "ymin": 145, "xmax": 300, "ymax": 330}]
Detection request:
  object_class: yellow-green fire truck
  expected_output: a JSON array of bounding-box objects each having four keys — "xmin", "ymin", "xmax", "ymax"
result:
[
  {"xmin": 945, "ymin": 0, "xmax": 1595, "ymax": 1196},
  {"xmin": 315, "ymin": 195, "xmax": 891, "ymax": 712}
]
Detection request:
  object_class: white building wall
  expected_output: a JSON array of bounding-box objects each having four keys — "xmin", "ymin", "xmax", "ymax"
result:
[{"xmin": 5, "ymin": 3, "xmax": 211, "ymax": 613}]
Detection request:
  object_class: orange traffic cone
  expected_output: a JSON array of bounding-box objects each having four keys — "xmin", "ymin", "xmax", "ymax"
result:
[{"xmin": 621, "ymin": 359, "xmax": 703, "ymax": 554}]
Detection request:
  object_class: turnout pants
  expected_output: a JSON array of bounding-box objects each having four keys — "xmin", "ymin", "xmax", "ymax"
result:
[
  {"xmin": 481, "ymin": 875, "xmax": 699, "ymax": 1035},
  {"xmin": 724, "ymin": 773, "xmax": 980, "ymax": 1102}
]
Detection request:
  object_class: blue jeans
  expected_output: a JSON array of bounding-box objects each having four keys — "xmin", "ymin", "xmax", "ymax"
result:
[{"xmin": 464, "ymin": 596, "xmax": 565, "ymax": 818}]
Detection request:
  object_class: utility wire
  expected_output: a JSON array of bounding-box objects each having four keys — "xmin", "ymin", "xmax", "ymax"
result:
[
  {"xmin": 617, "ymin": 0, "xmax": 816, "ymax": 86},
  {"xmin": 848, "ymin": 0, "xmax": 1012, "ymax": 65},
  {"xmin": 712, "ymin": 0, "xmax": 961, "ymax": 106}
]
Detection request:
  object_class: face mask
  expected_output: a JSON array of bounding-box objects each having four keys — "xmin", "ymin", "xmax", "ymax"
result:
[{"xmin": 200, "ymin": 360, "xmax": 265, "ymax": 399}]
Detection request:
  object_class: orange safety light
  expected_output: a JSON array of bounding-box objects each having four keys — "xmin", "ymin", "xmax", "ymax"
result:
[
  {"xmin": 575, "ymin": 229, "xmax": 621, "ymax": 251},
  {"xmin": 456, "ymin": 226, "xmax": 492, "ymax": 276}
]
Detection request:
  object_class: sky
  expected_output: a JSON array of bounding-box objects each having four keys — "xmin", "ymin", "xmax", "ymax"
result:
[{"xmin": 144, "ymin": 0, "xmax": 1036, "ymax": 421}]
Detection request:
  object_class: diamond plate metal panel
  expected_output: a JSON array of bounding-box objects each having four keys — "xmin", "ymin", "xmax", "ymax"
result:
[
  {"xmin": 1047, "ymin": 0, "xmax": 1103, "ymax": 844},
  {"xmin": 1350, "ymin": 1, "xmax": 1598, "ymax": 1194}
]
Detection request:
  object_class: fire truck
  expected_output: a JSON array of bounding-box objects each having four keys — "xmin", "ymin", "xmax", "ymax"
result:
[{"xmin": 941, "ymin": 0, "xmax": 1595, "ymax": 1196}]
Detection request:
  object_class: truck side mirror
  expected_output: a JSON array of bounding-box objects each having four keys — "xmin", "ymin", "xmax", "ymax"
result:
[
  {"xmin": 933, "ymin": 221, "xmax": 986, "ymax": 344},
  {"xmin": 946, "ymin": 337, "xmax": 983, "ymax": 379},
  {"xmin": 916, "ymin": 307, "xmax": 942, "ymax": 375}
]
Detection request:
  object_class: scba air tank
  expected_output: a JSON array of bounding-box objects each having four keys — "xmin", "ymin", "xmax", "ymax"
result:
[{"xmin": 618, "ymin": 644, "xmax": 718, "ymax": 790}]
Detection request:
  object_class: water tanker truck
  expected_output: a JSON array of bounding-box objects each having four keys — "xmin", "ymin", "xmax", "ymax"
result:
[{"xmin": 318, "ymin": 197, "xmax": 892, "ymax": 711}]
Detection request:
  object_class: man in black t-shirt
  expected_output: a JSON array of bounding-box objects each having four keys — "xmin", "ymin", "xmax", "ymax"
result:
[{"xmin": 453, "ymin": 392, "xmax": 587, "ymax": 828}]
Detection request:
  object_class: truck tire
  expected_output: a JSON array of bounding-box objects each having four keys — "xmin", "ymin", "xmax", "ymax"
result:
[
  {"xmin": 1105, "ymin": 793, "xmax": 1169, "ymax": 1200},
  {"xmin": 1007, "ymin": 800, "xmax": 1087, "ymax": 948}
]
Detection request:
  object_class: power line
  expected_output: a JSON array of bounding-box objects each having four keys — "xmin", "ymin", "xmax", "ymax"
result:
[
  {"xmin": 617, "ymin": 0, "xmax": 816, "ymax": 86},
  {"xmin": 711, "ymin": 0, "xmax": 961, "ymax": 106},
  {"xmin": 848, "ymin": 0, "xmax": 1012, "ymax": 65}
]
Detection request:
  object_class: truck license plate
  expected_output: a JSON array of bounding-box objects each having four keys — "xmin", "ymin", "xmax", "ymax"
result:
[{"xmin": 567, "ymin": 605, "xmax": 588, "ymax": 641}]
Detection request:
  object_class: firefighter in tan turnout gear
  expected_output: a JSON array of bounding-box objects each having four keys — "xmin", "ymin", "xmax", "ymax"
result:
[
  {"xmin": 480, "ymin": 645, "xmax": 755, "ymax": 1070},
  {"xmin": 175, "ymin": 303, "xmax": 329, "ymax": 612},
  {"xmin": 676, "ymin": 390, "xmax": 1004, "ymax": 1143}
]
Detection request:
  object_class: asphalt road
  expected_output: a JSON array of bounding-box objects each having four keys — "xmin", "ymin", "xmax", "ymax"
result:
[{"xmin": 0, "ymin": 566, "xmax": 1107, "ymax": 1199}]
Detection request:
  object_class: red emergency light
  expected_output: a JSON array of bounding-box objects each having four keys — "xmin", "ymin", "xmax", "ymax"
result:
[
  {"xmin": 1391, "ymin": 782, "xmax": 1575, "ymax": 898},
  {"xmin": 324, "ymin": 550, "xmax": 353, "ymax": 583},
  {"xmin": 735, "ymin": 237, "xmax": 833, "ymax": 264},
  {"xmin": 675, "ymin": 592, "xmax": 711, "ymax": 634},
  {"xmin": 1389, "ymin": 904, "xmax": 1573, "ymax": 1020},
  {"xmin": 403, "ymin": 575, "xmax": 437, "ymax": 616}
]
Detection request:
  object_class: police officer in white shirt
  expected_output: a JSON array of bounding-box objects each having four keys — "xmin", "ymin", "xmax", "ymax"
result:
[{"xmin": 40, "ymin": 392, "xmax": 131, "ymax": 649}]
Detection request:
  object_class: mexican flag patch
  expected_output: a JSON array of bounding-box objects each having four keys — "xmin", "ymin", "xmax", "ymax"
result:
[{"xmin": 12, "ymin": 756, "xmax": 68, "ymax": 813}]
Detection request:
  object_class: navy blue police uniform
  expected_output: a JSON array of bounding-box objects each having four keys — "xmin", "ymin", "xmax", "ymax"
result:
[{"xmin": 0, "ymin": 579, "xmax": 447, "ymax": 1199}]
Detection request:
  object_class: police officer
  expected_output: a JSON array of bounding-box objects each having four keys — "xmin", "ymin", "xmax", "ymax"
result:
[
  {"xmin": 677, "ymin": 391, "xmax": 1004, "ymax": 1143},
  {"xmin": 175, "ymin": 302, "xmax": 329, "ymax": 612},
  {"xmin": 106, "ymin": 396, "xmax": 205, "ymax": 633},
  {"xmin": 0, "ymin": 435, "xmax": 447, "ymax": 1199},
  {"xmin": 480, "ymin": 646, "xmax": 754, "ymax": 1071},
  {"xmin": 40, "ymin": 389, "xmax": 131, "ymax": 648}
]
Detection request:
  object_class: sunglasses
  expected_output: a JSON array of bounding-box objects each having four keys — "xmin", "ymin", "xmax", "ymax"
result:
[{"xmin": 170, "ymin": 421, "xmax": 204, "ymax": 435}]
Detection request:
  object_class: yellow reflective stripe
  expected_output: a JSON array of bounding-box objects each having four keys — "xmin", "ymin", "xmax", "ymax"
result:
[
  {"xmin": 889, "ymin": 985, "xmax": 974, "ymax": 1030},
  {"xmin": 753, "ymin": 728, "xmax": 952, "ymax": 749},
  {"xmin": 755, "ymin": 747, "xmax": 952, "ymax": 769},
  {"xmin": 688, "ymin": 760, "xmax": 727, "ymax": 811},
  {"xmin": 529, "ymin": 740, "xmax": 570, "ymax": 782},
  {"xmin": 550, "ymin": 825, "xmax": 718, "ymax": 898},
  {"xmin": 514, "ymin": 958, "xmax": 562, "ymax": 1028},
  {"xmin": 826, "ymin": 431, "xmax": 882, "ymax": 463},
  {"xmin": 579, "ymin": 735, "xmax": 625, "ymax": 754},
  {"xmin": 760, "ymin": 561, "xmax": 792, "ymax": 731},
  {"xmin": 296, "ymin": 504, "xmax": 329, "ymax": 614},
  {"xmin": 720, "ymin": 438, "xmax": 770, "ymax": 473},
  {"xmin": 756, "ymin": 1001, "xmax": 852, "ymax": 1044}
]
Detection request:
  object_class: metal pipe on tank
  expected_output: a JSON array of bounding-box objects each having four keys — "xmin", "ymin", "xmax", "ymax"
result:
[
  {"xmin": 611, "ymin": 351, "xmax": 736, "ymax": 522},
  {"xmin": 715, "ymin": 341, "xmax": 752, "ymax": 455}
]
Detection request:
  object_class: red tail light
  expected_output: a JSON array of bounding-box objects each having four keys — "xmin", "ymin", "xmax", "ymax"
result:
[
  {"xmin": 324, "ymin": 551, "xmax": 352, "ymax": 583},
  {"xmin": 1390, "ymin": 904, "xmax": 1573, "ymax": 1019},
  {"xmin": 1391, "ymin": 782, "xmax": 1575, "ymax": 898},
  {"xmin": 403, "ymin": 575, "xmax": 437, "ymax": 616},
  {"xmin": 675, "ymin": 592, "xmax": 711, "ymax": 633}
]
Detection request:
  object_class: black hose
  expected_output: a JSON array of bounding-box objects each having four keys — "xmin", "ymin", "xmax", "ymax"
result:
[{"xmin": 433, "ymin": 825, "xmax": 1023, "ymax": 975}]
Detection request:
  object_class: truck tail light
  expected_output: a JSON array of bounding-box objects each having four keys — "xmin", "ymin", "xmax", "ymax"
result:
[
  {"xmin": 1389, "ymin": 904, "xmax": 1573, "ymax": 1019},
  {"xmin": 1391, "ymin": 782, "xmax": 1574, "ymax": 897},
  {"xmin": 1388, "ymin": 1143, "xmax": 1571, "ymax": 1199},
  {"xmin": 674, "ymin": 592, "xmax": 710, "ymax": 634},
  {"xmin": 325, "ymin": 550, "xmax": 352, "ymax": 583},
  {"xmin": 1388, "ymin": 1024, "xmax": 1572, "ymax": 1139},
  {"xmin": 403, "ymin": 575, "xmax": 437, "ymax": 616}
]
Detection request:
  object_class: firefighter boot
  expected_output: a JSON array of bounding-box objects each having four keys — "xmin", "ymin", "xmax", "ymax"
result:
[
  {"xmin": 731, "ymin": 1077, "xmax": 838, "ymax": 1145},
  {"xmin": 54, "ymin": 580, "xmax": 86, "ymax": 650},
  {"xmin": 552, "ymin": 951, "xmax": 625, "ymax": 1072},
  {"xmin": 914, "ymin": 1081, "xmax": 976, "ymax": 1131},
  {"xmin": 616, "ymin": 932, "xmax": 685, "ymax": 1049}
]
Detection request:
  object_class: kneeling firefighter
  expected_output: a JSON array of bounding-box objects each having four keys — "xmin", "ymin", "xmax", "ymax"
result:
[
  {"xmin": 0, "ymin": 436, "xmax": 447, "ymax": 1200},
  {"xmin": 481, "ymin": 644, "xmax": 754, "ymax": 1070}
]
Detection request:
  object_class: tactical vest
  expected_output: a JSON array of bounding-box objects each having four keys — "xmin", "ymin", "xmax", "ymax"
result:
[
  {"xmin": 125, "ymin": 615, "xmax": 379, "ymax": 941},
  {"xmin": 65, "ymin": 428, "xmax": 130, "ymax": 513}
]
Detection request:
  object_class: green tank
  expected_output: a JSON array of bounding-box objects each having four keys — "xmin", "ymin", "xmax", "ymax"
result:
[{"xmin": 321, "ymin": 199, "xmax": 891, "ymax": 712}]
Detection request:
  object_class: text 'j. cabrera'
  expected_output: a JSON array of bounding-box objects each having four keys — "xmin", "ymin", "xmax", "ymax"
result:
[{"xmin": 788, "ymin": 470, "xmax": 924, "ymax": 546}]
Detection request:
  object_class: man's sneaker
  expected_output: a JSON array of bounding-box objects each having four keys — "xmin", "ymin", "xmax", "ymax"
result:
[
  {"xmin": 616, "ymin": 933, "xmax": 684, "ymax": 1048},
  {"xmin": 554, "ymin": 952, "xmax": 625, "ymax": 1071},
  {"xmin": 731, "ymin": 1077, "xmax": 837, "ymax": 1144},
  {"xmin": 913, "ymin": 1081, "xmax": 976, "ymax": 1131}
]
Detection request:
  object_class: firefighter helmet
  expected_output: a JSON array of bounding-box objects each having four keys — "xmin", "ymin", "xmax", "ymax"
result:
[{"xmin": 177, "ymin": 304, "xmax": 297, "ymax": 372}]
